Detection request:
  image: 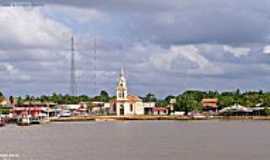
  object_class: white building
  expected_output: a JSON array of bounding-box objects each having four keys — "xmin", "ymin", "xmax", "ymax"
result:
[
  {"xmin": 115, "ymin": 68, "xmax": 155, "ymax": 116},
  {"xmin": 90, "ymin": 101, "xmax": 111, "ymax": 115}
]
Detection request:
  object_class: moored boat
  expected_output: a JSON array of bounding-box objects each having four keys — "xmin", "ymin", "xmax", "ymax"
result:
[
  {"xmin": 30, "ymin": 116, "xmax": 40, "ymax": 124},
  {"xmin": 0, "ymin": 117, "xmax": 5, "ymax": 127},
  {"xmin": 30, "ymin": 115, "xmax": 50, "ymax": 124},
  {"xmin": 17, "ymin": 112, "xmax": 31, "ymax": 126},
  {"xmin": 60, "ymin": 110, "xmax": 72, "ymax": 117}
]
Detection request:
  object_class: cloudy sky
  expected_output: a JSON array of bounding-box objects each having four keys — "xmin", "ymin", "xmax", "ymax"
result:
[{"xmin": 0, "ymin": 0, "xmax": 270, "ymax": 97}]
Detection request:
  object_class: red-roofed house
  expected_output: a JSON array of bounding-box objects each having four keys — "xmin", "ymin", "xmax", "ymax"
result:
[{"xmin": 201, "ymin": 98, "xmax": 218, "ymax": 112}]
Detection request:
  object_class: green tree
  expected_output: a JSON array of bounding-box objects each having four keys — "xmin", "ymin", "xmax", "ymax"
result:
[
  {"xmin": 165, "ymin": 95, "xmax": 175, "ymax": 103},
  {"xmin": 50, "ymin": 92, "xmax": 62, "ymax": 103},
  {"xmin": 79, "ymin": 95, "xmax": 90, "ymax": 102},
  {"xmin": 100, "ymin": 90, "xmax": 110, "ymax": 102},
  {"xmin": 40, "ymin": 95, "xmax": 49, "ymax": 103},
  {"xmin": 175, "ymin": 94, "xmax": 202, "ymax": 114},
  {"xmin": 93, "ymin": 90, "xmax": 110, "ymax": 102},
  {"xmin": 182, "ymin": 90, "xmax": 206, "ymax": 102},
  {"xmin": 0, "ymin": 107, "xmax": 10, "ymax": 114},
  {"xmin": 25, "ymin": 95, "xmax": 31, "ymax": 101},
  {"xmin": 156, "ymin": 100, "xmax": 168, "ymax": 107},
  {"xmin": 17, "ymin": 96, "xmax": 23, "ymax": 105},
  {"xmin": 207, "ymin": 90, "xmax": 219, "ymax": 98},
  {"xmin": 9, "ymin": 96, "xmax": 14, "ymax": 104},
  {"xmin": 143, "ymin": 93, "xmax": 157, "ymax": 102},
  {"xmin": 264, "ymin": 107, "xmax": 270, "ymax": 116},
  {"xmin": 262, "ymin": 93, "xmax": 270, "ymax": 107},
  {"xmin": 218, "ymin": 96, "xmax": 234, "ymax": 109}
]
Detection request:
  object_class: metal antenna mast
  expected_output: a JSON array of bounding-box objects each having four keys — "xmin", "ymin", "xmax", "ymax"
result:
[{"xmin": 70, "ymin": 36, "xmax": 77, "ymax": 96}]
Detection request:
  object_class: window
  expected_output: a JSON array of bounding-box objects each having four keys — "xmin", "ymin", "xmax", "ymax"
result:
[
  {"xmin": 130, "ymin": 104, "xmax": 133, "ymax": 112},
  {"xmin": 120, "ymin": 104, "xmax": 124, "ymax": 109}
]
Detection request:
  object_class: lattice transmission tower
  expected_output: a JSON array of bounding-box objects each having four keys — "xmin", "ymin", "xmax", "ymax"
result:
[{"xmin": 70, "ymin": 36, "xmax": 77, "ymax": 96}]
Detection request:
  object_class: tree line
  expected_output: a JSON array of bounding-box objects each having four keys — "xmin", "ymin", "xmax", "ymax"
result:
[{"xmin": 3, "ymin": 89, "xmax": 270, "ymax": 112}]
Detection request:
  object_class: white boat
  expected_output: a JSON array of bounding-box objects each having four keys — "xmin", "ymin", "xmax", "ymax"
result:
[
  {"xmin": 30, "ymin": 116, "xmax": 50, "ymax": 124},
  {"xmin": 30, "ymin": 116, "xmax": 40, "ymax": 124},
  {"xmin": 17, "ymin": 113, "xmax": 31, "ymax": 126},
  {"xmin": 60, "ymin": 110, "xmax": 72, "ymax": 117},
  {"xmin": 30, "ymin": 112, "xmax": 50, "ymax": 124}
]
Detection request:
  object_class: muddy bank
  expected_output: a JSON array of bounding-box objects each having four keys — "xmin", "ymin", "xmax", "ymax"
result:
[{"xmin": 50, "ymin": 115, "xmax": 270, "ymax": 122}]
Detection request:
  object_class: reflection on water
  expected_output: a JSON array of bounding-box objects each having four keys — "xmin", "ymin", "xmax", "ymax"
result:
[{"xmin": 0, "ymin": 120, "xmax": 269, "ymax": 160}]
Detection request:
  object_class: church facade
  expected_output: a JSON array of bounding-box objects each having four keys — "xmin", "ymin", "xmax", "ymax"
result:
[{"xmin": 114, "ymin": 68, "xmax": 155, "ymax": 116}]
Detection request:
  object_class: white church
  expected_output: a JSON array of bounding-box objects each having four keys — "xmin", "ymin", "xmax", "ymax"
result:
[{"xmin": 113, "ymin": 68, "xmax": 155, "ymax": 116}]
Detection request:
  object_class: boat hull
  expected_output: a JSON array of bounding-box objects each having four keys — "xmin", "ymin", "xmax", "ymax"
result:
[
  {"xmin": 0, "ymin": 118, "xmax": 6, "ymax": 127},
  {"xmin": 17, "ymin": 118, "xmax": 30, "ymax": 126}
]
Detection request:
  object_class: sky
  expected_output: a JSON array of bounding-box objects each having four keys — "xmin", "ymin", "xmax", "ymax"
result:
[{"xmin": 0, "ymin": 0, "xmax": 270, "ymax": 98}]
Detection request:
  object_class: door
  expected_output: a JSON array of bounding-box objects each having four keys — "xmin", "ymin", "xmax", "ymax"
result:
[{"xmin": 120, "ymin": 104, "xmax": 124, "ymax": 115}]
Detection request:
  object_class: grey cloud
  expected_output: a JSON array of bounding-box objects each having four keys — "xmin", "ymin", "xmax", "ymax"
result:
[
  {"xmin": 1, "ymin": 1, "xmax": 270, "ymax": 97},
  {"xmin": 38, "ymin": 0, "xmax": 270, "ymax": 45}
]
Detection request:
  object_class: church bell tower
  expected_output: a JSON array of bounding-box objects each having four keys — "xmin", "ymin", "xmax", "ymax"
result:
[{"xmin": 116, "ymin": 67, "xmax": 128, "ymax": 100}]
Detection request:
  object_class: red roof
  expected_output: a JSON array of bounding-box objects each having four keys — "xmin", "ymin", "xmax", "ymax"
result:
[
  {"xmin": 111, "ymin": 95, "xmax": 142, "ymax": 103},
  {"xmin": 127, "ymin": 95, "xmax": 141, "ymax": 102},
  {"xmin": 154, "ymin": 107, "xmax": 168, "ymax": 112},
  {"xmin": 201, "ymin": 98, "xmax": 218, "ymax": 103},
  {"xmin": 201, "ymin": 98, "xmax": 218, "ymax": 108}
]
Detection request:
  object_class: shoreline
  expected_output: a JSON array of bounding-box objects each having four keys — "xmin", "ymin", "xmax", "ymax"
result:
[{"xmin": 49, "ymin": 115, "xmax": 270, "ymax": 122}]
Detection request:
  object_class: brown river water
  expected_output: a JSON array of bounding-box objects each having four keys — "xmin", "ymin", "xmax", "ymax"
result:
[{"xmin": 0, "ymin": 120, "xmax": 269, "ymax": 160}]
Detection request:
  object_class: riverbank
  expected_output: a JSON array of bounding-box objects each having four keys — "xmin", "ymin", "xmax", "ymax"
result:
[
  {"xmin": 50, "ymin": 115, "xmax": 270, "ymax": 122},
  {"xmin": 219, "ymin": 116, "xmax": 270, "ymax": 120},
  {"xmin": 50, "ymin": 115, "xmax": 203, "ymax": 122}
]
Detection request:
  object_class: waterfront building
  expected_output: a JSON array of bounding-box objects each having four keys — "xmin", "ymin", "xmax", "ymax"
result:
[
  {"xmin": 219, "ymin": 104, "xmax": 252, "ymax": 116},
  {"xmin": 153, "ymin": 107, "xmax": 169, "ymax": 115},
  {"xmin": 114, "ymin": 68, "xmax": 155, "ymax": 116},
  {"xmin": 90, "ymin": 101, "xmax": 111, "ymax": 115},
  {"xmin": 0, "ymin": 97, "xmax": 13, "ymax": 108},
  {"xmin": 0, "ymin": 98, "xmax": 9, "ymax": 106},
  {"xmin": 168, "ymin": 98, "xmax": 176, "ymax": 115},
  {"xmin": 59, "ymin": 102, "xmax": 88, "ymax": 116},
  {"xmin": 201, "ymin": 98, "xmax": 218, "ymax": 112},
  {"xmin": 59, "ymin": 102, "xmax": 87, "ymax": 111}
]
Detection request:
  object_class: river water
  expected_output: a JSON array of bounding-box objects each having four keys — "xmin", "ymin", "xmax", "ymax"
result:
[{"xmin": 0, "ymin": 120, "xmax": 269, "ymax": 160}]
